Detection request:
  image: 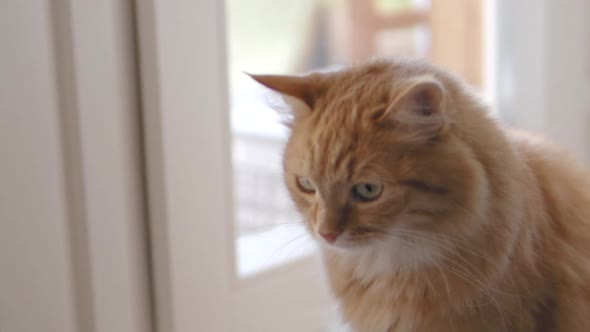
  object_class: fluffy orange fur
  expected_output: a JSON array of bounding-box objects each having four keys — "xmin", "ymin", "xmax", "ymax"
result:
[{"xmin": 251, "ymin": 58, "xmax": 590, "ymax": 331}]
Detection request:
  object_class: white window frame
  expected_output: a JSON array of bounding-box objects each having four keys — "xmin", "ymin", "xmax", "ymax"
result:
[{"xmin": 135, "ymin": 1, "xmax": 335, "ymax": 331}]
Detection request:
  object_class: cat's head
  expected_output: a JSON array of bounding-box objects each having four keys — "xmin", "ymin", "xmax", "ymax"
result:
[{"xmin": 250, "ymin": 59, "xmax": 490, "ymax": 259}]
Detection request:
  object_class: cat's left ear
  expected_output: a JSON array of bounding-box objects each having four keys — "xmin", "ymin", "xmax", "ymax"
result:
[
  {"xmin": 380, "ymin": 76, "xmax": 449, "ymax": 140},
  {"xmin": 247, "ymin": 73, "xmax": 326, "ymax": 118}
]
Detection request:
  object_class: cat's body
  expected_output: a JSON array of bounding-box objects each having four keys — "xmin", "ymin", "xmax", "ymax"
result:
[
  {"xmin": 324, "ymin": 131, "xmax": 590, "ymax": 331},
  {"xmin": 251, "ymin": 58, "xmax": 590, "ymax": 331}
]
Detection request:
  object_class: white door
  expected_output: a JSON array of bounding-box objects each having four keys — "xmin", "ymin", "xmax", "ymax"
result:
[{"xmin": 1, "ymin": 1, "xmax": 151, "ymax": 332}]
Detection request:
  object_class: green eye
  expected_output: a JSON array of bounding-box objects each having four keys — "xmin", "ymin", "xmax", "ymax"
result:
[
  {"xmin": 353, "ymin": 183, "xmax": 383, "ymax": 202},
  {"xmin": 296, "ymin": 176, "xmax": 316, "ymax": 194}
]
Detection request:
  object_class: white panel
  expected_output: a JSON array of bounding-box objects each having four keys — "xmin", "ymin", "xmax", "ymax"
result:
[
  {"xmin": 65, "ymin": 1, "xmax": 153, "ymax": 331},
  {"xmin": 496, "ymin": 0, "xmax": 590, "ymax": 164},
  {"xmin": 494, "ymin": 0, "xmax": 548, "ymax": 133},
  {"xmin": 544, "ymin": 0, "xmax": 590, "ymax": 163},
  {"xmin": 0, "ymin": 2, "xmax": 77, "ymax": 332}
]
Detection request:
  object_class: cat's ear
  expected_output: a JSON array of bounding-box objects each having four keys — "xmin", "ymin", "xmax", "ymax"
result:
[
  {"xmin": 381, "ymin": 76, "xmax": 449, "ymax": 140},
  {"xmin": 247, "ymin": 73, "xmax": 326, "ymax": 118}
]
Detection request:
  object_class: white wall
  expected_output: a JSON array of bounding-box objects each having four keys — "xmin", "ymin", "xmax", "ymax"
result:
[
  {"xmin": 496, "ymin": 0, "xmax": 590, "ymax": 163},
  {"xmin": 544, "ymin": 0, "xmax": 590, "ymax": 163}
]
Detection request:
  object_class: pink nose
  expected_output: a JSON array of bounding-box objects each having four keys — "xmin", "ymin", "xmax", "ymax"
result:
[{"xmin": 319, "ymin": 232, "xmax": 340, "ymax": 243}]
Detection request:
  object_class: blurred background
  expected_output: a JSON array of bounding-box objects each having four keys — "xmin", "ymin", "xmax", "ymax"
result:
[{"xmin": 1, "ymin": 0, "xmax": 588, "ymax": 332}]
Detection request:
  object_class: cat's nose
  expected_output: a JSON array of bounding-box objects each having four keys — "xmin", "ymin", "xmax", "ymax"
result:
[{"xmin": 319, "ymin": 231, "xmax": 340, "ymax": 243}]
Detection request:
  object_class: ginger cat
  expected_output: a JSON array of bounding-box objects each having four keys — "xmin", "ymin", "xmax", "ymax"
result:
[{"xmin": 250, "ymin": 58, "xmax": 590, "ymax": 331}]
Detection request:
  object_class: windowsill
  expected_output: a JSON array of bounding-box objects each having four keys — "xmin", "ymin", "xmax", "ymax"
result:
[{"xmin": 236, "ymin": 224, "xmax": 317, "ymax": 278}]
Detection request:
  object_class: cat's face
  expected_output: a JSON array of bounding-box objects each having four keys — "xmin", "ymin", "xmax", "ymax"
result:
[{"xmin": 251, "ymin": 60, "xmax": 487, "ymax": 258}]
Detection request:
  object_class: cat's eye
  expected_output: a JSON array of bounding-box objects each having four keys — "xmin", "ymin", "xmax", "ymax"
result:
[
  {"xmin": 352, "ymin": 183, "xmax": 383, "ymax": 202},
  {"xmin": 296, "ymin": 176, "xmax": 316, "ymax": 194}
]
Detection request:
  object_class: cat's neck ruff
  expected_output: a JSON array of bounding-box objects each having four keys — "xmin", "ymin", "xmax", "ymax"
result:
[{"xmin": 325, "ymin": 233, "xmax": 443, "ymax": 284}]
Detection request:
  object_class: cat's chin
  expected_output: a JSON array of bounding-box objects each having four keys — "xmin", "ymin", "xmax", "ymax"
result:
[
  {"xmin": 320, "ymin": 239, "xmax": 368, "ymax": 252},
  {"xmin": 320, "ymin": 233, "xmax": 443, "ymax": 277}
]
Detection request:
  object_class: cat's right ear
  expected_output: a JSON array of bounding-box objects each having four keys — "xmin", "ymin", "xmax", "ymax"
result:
[
  {"xmin": 246, "ymin": 73, "xmax": 327, "ymax": 119},
  {"xmin": 379, "ymin": 75, "xmax": 449, "ymax": 141}
]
